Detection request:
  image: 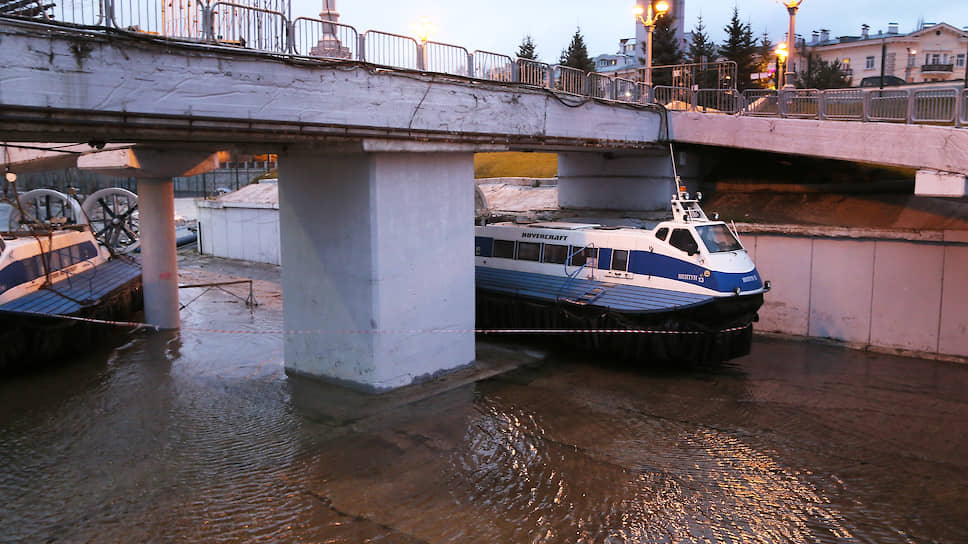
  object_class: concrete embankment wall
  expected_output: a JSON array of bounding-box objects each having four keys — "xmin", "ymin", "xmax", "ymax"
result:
[{"xmin": 744, "ymin": 232, "xmax": 968, "ymax": 361}]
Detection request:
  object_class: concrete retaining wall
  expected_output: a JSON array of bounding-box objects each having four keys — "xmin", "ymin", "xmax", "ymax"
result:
[{"xmin": 746, "ymin": 234, "xmax": 968, "ymax": 360}]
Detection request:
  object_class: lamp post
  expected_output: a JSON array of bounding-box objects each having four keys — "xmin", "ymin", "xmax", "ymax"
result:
[
  {"xmin": 775, "ymin": 43, "xmax": 789, "ymax": 88},
  {"xmin": 779, "ymin": 0, "xmax": 805, "ymax": 89},
  {"xmin": 412, "ymin": 16, "xmax": 434, "ymax": 71},
  {"xmin": 634, "ymin": 1, "xmax": 670, "ymax": 87}
]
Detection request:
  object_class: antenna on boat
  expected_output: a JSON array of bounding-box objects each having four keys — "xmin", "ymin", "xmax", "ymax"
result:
[{"xmin": 668, "ymin": 142, "xmax": 685, "ymax": 201}]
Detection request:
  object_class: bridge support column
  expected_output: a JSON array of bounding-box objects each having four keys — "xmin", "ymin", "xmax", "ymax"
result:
[
  {"xmin": 277, "ymin": 148, "xmax": 475, "ymax": 393},
  {"xmin": 137, "ymin": 177, "xmax": 180, "ymax": 330},
  {"xmin": 557, "ymin": 151, "xmax": 678, "ymax": 210}
]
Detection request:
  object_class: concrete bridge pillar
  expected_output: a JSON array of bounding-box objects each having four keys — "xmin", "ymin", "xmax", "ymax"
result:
[
  {"xmin": 137, "ymin": 177, "xmax": 180, "ymax": 330},
  {"xmin": 557, "ymin": 150, "xmax": 680, "ymax": 211},
  {"xmin": 277, "ymin": 146, "xmax": 475, "ymax": 393}
]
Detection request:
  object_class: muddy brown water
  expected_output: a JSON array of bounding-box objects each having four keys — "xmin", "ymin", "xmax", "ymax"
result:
[{"xmin": 1, "ymin": 256, "xmax": 966, "ymax": 543}]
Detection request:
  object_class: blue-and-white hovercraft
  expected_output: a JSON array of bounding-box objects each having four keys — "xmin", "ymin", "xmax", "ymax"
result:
[{"xmin": 474, "ymin": 173, "xmax": 770, "ymax": 363}]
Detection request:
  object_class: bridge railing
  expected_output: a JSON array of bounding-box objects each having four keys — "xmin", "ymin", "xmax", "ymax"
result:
[
  {"xmin": 10, "ymin": 7, "xmax": 968, "ymax": 130},
  {"xmin": 821, "ymin": 89, "xmax": 864, "ymax": 121},
  {"xmin": 516, "ymin": 59, "xmax": 551, "ymax": 88},
  {"xmin": 361, "ymin": 30, "xmax": 419, "ymax": 70},
  {"xmin": 695, "ymin": 89, "xmax": 742, "ymax": 114},
  {"xmin": 653, "ymin": 86, "xmax": 692, "ymax": 111},
  {"xmin": 553, "ymin": 65, "xmax": 586, "ymax": 96},
  {"xmin": 587, "ymin": 73, "xmax": 614, "ymax": 100},
  {"xmin": 472, "ymin": 51, "xmax": 514, "ymax": 82},
  {"xmin": 424, "ymin": 41, "xmax": 470, "ymax": 76},
  {"xmin": 741, "ymin": 90, "xmax": 779, "ymax": 117},
  {"xmin": 865, "ymin": 89, "xmax": 909, "ymax": 122},
  {"xmin": 209, "ymin": 2, "xmax": 288, "ymax": 53},
  {"xmin": 291, "ymin": 17, "xmax": 357, "ymax": 59},
  {"xmin": 911, "ymin": 88, "xmax": 958, "ymax": 124}
]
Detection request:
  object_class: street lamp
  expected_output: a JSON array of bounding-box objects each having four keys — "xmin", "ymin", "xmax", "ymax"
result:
[
  {"xmin": 634, "ymin": 1, "xmax": 670, "ymax": 87},
  {"xmin": 775, "ymin": 43, "xmax": 789, "ymax": 88},
  {"xmin": 779, "ymin": 0, "xmax": 805, "ymax": 89},
  {"xmin": 412, "ymin": 16, "xmax": 435, "ymax": 70}
]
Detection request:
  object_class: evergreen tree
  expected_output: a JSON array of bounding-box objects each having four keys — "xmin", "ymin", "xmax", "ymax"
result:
[
  {"xmin": 559, "ymin": 28, "xmax": 594, "ymax": 73},
  {"xmin": 517, "ymin": 35, "xmax": 538, "ymax": 60},
  {"xmin": 754, "ymin": 32, "xmax": 775, "ymax": 89},
  {"xmin": 687, "ymin": 16, "xmax": 716, "ymax": 64},
  {"xmin": 795, "ymin": 54, "xmax": 852, "ymax": 89},
  {"xmin": 718, "ymin": 7, "xmax": 758, "ymax": 90},
  {"xmin": 687, "ymin": 15, "xmax": 719, "ymax": 89}
]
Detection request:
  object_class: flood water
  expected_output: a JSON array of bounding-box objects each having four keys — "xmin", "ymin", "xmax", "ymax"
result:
[{"xmin": 1, "ymin": 256, "xmax": 966, "ymax": 543}]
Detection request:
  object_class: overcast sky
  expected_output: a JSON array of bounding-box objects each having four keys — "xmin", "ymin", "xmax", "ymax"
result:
[{"xmin": 290, "ymin": 1, "xmax": 968, "ymax": 62}]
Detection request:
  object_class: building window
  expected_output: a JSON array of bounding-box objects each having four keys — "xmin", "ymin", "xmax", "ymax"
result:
[
  {"xmin": 865, "ymin": 56, "xmax": 875, "ymax": 69},
  {"xmin": 958, "ymin": 54, "xmax": 966, "ymax": 68}
]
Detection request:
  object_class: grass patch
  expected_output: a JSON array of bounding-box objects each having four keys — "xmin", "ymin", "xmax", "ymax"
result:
[{"xmin": 474, "ymin": 152, "xmax": 557, "ymax": 179}]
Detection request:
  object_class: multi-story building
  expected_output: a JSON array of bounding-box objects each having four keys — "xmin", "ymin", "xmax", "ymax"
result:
[{"xmin": 806, "ymin": 22, "xmax": 968, "ymax": 85}]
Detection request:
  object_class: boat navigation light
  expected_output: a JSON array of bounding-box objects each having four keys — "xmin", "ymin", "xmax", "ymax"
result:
[{"xmin": 734, "ymin": 287, "xmax": 742, "ymax": 295}]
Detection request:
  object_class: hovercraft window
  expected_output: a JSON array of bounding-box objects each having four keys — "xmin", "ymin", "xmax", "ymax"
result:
[
  {"xmin": 493, "ymin": 240, "xmax": 515, "ymax": 259},
  {"xmin": 543, "ymin": 244, "xmax": 568, "ymax": 264},
  {"xmin": 611, "ymin": 249, "xmax": 629, "ymax": 271},
  {"xmin": 655, "ymin": 227, "xmax": 669, "ymax": 241},
  {"xmin": 669, "ymin": 229, "xmax": 699, "ymax": 255},
  {"xmin": 517, "ymin": 242, "xmax": 541, "ymax": 261},
  {"xmin": 568, "ymin": 246, "xmax": 598, "ymax": 266},
  {"xmin": 696, "ymin": 224, "xmax": 743, "ymax": 253}
]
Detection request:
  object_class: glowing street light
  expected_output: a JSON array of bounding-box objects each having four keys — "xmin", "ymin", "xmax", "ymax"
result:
[
  {"xmin": 775, "ymin": 43, "xmax": 789, "ymax": 88},
  {"xmin": 778, "ymin": 0, "xmax": 805, "ymax": 89},
  {"xmin": 634, "ymin": 1, "xmax": 671, "ymax": 87},
  {"xmin": 411, "ymin": 17, "xmax": 435, "ymax": 71}
]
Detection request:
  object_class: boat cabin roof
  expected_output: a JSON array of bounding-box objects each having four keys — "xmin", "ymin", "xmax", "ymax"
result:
[{"xmin": 527, "ymin": 221, "xmax": 601, "ymax": 230}]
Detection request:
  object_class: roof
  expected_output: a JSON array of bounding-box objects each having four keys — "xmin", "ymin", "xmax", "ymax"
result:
[{"xmin": 196, "ymin": 182, "xmax": 279, "ymax": 209}]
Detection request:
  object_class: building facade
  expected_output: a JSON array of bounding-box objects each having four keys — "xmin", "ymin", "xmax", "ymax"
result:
[{"xmin": 806, "ymin": 22, "xmax": 968, "ymax": 85}]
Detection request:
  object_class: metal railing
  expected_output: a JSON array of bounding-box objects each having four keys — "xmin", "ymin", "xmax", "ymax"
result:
[
  {"xmin": 210, "ymin": 2, "xmax": 287, "ymax": 53},
  {"xmin": 472, "ymin": 51, "xmax": 513, "ymax": 82},
  {"xmin": 782, "ymin": 89, "xmax": 821, "ymax": 119},
  {"xmin": 361, "ymin": 29, "xmax": 418, "ymax": 70},
  {"xmin": 743, "ymin": 90, "xmax": 779, "ymax": 117},
  {"xmin": 696, "ymin": 89, "xmax": 742, "ymax": 114},
  {"xmin": 424, "ymin": 40, "xmax": 469, "ymax": 76},
  {"xmin": 587, "ymin": 73, "xmax": 613, "ymax": 100},
  {"xmin": 292, "ymin": 17, "xmax": 357, "ymax": 59},
  {"xmin": 653, "ymin": 86, "xmax": 692, "ymax": 111},
  {"xmin": 910, "ymin": 88, "xmax": 958, "ymax": 124},
  {"xmin": 8, "ymin": 4, "xmax": 968, "ymax": 129},
  {"xmin": 517, "ymin": 59, "xmax": 550, "ymax": 87},
  {"xmin": 553, "ymin": 65, "xmax": 586, "ymax": 96},
  {"xmin": 866, "ymin": 90, "xmax": 909, "ymax": 122},
  {"xmin": 821, "ymin": 89, "xmax": 864, "ymax": 120}
]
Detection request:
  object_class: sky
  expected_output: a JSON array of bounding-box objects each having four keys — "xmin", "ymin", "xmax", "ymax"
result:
[{"xmin": 290, "ymin": 0, "xmax": 968, "ymax": 62}]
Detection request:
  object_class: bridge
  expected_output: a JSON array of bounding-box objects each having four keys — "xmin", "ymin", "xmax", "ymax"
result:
[{"xmin": 1, "ymin": 9, "xmax": 966, "ymax": 391}]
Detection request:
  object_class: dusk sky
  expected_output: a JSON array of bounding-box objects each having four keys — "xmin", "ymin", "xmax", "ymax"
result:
[{"xmin": 290, "ymin": 0, "xmax": 968, "ymax": 62}]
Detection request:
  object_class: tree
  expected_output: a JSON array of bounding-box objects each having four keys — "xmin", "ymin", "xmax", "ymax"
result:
[
  {"xmin": 795, "ymin": 54, "xmax": 852, "ymax": 89},
  {"xmin": 753, "ymin": 32, "xmax": 775, "ymax": 89},
  {"xmin": 718, "ymin": 7, "xmax": 758, "ymax": 90},
  {"xmin": 686, "ymin": 16, "xmax": 716, "ymax": 64},
  {"xmin": 517, "ymin": 35, "xmax": 538, "ymax": 60},
  {"xmin": 687, "ymin": 15, "xmax": 719, "ymax": 89},
  {"xmin": 559, "ymin": 28, "xmax": 594, "ymax": 73}
]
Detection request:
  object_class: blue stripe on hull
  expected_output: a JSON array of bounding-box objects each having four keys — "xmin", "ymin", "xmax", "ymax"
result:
[{"xmin": 476, "ymin": 266, "xmax": 713, "ymax": 314}]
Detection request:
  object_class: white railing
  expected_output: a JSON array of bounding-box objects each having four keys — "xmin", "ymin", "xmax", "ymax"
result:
[
  {"xmin": 8, "ymin": 5, "xmax": 968, "ymax": 128},
  {"xmin": 292, "ymin": 17, "xmax": 357, "ymax": 59}
]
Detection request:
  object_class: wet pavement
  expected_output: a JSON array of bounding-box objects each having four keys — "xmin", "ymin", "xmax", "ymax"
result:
[{"xmin": 1, "ymin": 254, "xmax": 966, "ymax": 543}]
